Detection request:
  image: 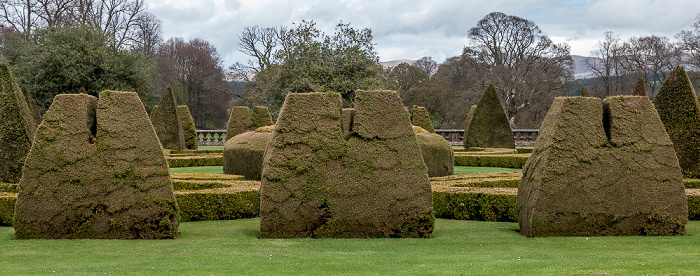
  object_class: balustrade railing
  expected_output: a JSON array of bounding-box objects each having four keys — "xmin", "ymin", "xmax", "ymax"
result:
[
  {"xmin": 197, "ymin": 129, "xmax": 539, "ymax": 147},
  {"xmin": 197, "ymin": 130, "xmax": 227, "ymax": 146}
]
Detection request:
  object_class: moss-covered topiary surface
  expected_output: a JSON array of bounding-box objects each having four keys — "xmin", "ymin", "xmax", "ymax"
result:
[
  {"xmin": 226, "ymin": 106, "xmax": 253, "ymax": 141},
  {"xmin": 14, "ymin": 91, "xmax": 180, "ymax": 239},
  {"xmin": 251, "ymin": 106, "xmax": 273, "ymax": 129},
  {"xmin": 518, "ymin": 96, "xmax": 688, "ymax": 237},
  {"xmin": 415, "ymin": 132, "xmax": 454, "ymax": 177},
  {"xmin": 223, "ymin": 127, "xmax": 272, "ymax": 180},
  {"xmin": 150, "ymin": 87, "xmax": 185, "ymax": 150},
  {"xmin": 411, "ymin": 105, "xmax": 434, "ymax": 133},
  {"xmin": 653, "ymin": 66, "xmax": 700, "ymax": 178},
  {"xmin": 177, "ymin": 105, "xmax": 198, "ymax": 150},
  {"xmin": 0, "ymin": 63, "xmax": 37, "ymax": 183},
  {"xmin": 464, "ymin": 85, "xmax": 515, "ymax": 149},
  {"xmin": 260, "ymin": 91, "xmax": 434, "ymax": 238}
]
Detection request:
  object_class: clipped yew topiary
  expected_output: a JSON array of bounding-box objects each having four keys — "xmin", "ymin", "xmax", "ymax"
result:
[
  {"xmin": 653, "ymin": 66, "xmax": 700, "ymax": 178},
  {"xmin": 260, "ymin": 90, "xmax": 434, "ymax": 239},
  {"xmin": 517, "ymin": 96, "xmax": 687, "ymax": 237},
  {"xmin": 413, "ymin": 126, "xmax": 453, "ymax": 177},
  {"xmin": 633, "ymin": 77, "xmax": 648, "ymax": 97},
  {"xmin": 150, "ymin": 87, "xmax": 185, "ymax": 150},
  {"xmin": 226, "ymin": 106, "xmax": 252, "ymax": 141},
  {"xmin": 14, "ymin": 91, "xmax": 180, "ymax": 239},
  {"xmin": 251, "ymin": 106, "xmax": 273, "ymax": 129},
  {"xmin": 177, "ymin": 105, "xmax": 198, "ymax": 150},
  {"xmin": 0, "ymin": 63, "xmax": 37, "ymax": 183},
  {"xmin": 464, "ymin": 85, "xmax": 515, "ymax": 149},
  {"xmin": 579, "ymin": 86, "xmax": 589, "ymax": 97},
  {"xmin": 411, "ymin": 105, "xmax": 434, "ymax": 133},
  {"xmin": 223, "ymin": 127, "xmax": 272, "ymax": 180}
]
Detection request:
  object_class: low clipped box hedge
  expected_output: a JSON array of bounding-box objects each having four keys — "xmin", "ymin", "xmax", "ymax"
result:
[
  {"xmin": 453, "ymin": 154, "xmax": 529, "ymax": 168},
  {"xmin": 167, "ymin": 156, "xmax": 223, "ymax": 167},
  {"xmin": 433, "ymin": 191, "xmax": 516, "ymax": 221},
  {"xmin": 176, "ymin": 189, "xmax": 259, "ymax": 222}
]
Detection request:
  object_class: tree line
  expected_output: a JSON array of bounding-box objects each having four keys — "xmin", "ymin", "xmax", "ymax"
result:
[
  {"xmin": 0, "ymin": 0, "xmax": 231, "ymax": 129},
  {"xmin": 3, "ymin": 4, "xmax": 700, "ymax": 130}
]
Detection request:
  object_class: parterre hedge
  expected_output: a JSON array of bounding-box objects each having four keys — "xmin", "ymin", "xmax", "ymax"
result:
[
  {"xmin": 2, "ymin": 174, "xmax": 700, "ymax": 226},
  {"xmin": 453, "ymin": 154, "xmax": 529, "ymax": 168},
  {"xmin": 167, "ymin": 155, "xmax": 223, "ymax": 167}
]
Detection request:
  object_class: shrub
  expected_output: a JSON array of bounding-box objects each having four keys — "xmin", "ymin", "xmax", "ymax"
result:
[
  {"xmin": 518, "ymin": 96, "xmax": 687, "ymax": 237},
  {"xmin": 633, "ymin": 77, "xmax": 648, "ymax": 97},
  {"xmin": 166, "ymin": 155, "xmax": 223, "ymax": 167},
  {"xmin": 653, "ymin": 66, "xmax": 700, "ymax": 178},
  {"xmin": 176, "ymin": 189, "xmax": 260, "ymax": 222},
  {"xmin": 579, "ymin": 86, "xmax": 589, "ymax": 97},
  {"xmin": 150, "ymin": 87, "xmax": 185, "ymax": 150},
  {"xmin": 411, "ymin": 105, "xmax": 434, "ymax": 133},
  {"xmin": 260, "ymin": 90, "xmax": 433, "ymax": 238},
  {"xmin": 0, "ymin": 63, "xmax": 37, "ymax": 183},
  {"xmin": 453, "ymin": 154, "xmax": 529, "ymax": 168},
  {"xmin": 415, "ymin": 132, "xmax": 454, "ymax": 177},
  {"xmin": 463, "ymin": 85, "xmax": 515, "ymax": 149},
  {"xmin": 223, "ymin": 128, "xmax": 272, "ymax": 180},
  {"xmin": 226, "ymin": 106, "xmax": 252, "ymax": 141},
  {"xmin": 14, "ymin": 91, "xmax": 180, "ymax": 239},
  {"xmin": 178, "ymin": 105, "xmax": 198, "ymax": 150},
  {"xmin": 251, "ymin": 106, "xmax": 273, "ymax": 129}
]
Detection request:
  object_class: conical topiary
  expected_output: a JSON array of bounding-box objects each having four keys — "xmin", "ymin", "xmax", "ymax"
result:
[
  {"xmin": 22, "ymin": 87, "xmax": 42, "ymax": 125},
  {"xmin": 633, "ymin": 77, "xmax": 648, "ymax": 97},
  {"xmin": 653, "ymin": 65, "xmax": 700, "ymax": 178},
  {"xmin": 463, "ymin": 85, "xmax": 515, "ymax": 149},
  {"xmin": 150, "ymin": 87, "xmax": 185, "ymax": 150},
  {"xmin": 177, "ymin": 105, "xmax": 198, "ymax": 150},
  {"xmin": 0, "ymin": 63, "xmax": 37, "ymax": 183},
  {"xmin": 251, "ymin": 106, "xmax": 273, "ymax": 129},
  {"xmin": 411, "ymin": 105, "xmax": 435, "ymax": 133},
  {"xmin": 225, "ymin": 106, "xmax": 252, "ymax": 141},
  {"xmin": 579, "ymin": 86, "xmax": 589, "ymax": 97}
]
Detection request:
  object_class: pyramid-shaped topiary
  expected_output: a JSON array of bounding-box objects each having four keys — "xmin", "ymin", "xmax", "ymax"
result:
[
  {"xmin": 518, "ymin": 96, "xmax": 687, "ymax": 237},
  {"xmin": 633, "ymin": 77, "xmax": 648, "ymax": 96},
  {"xmin": 653, "ymin": 66, "xmax": 700, "ymax": 178},
  {"xmin": 150, "ymin": 87, "xmax": 185, "ymax": 150},
  {"xmin": 177, "ymin": 105, "xmax": 198, "ymax": 150},
  {"xmin": 579, "ymin": 86, "xmax": 589, "ymax": 97},
  {"xmin": 0, "ymin": 63, "xmax": 37, "ymax": 183},
  {"xmin": 410, "ymin": 105, "xmax": 434, "ymax": 133},
  {"xmin": 14, "ymin": 91, "xmax": 180, "ymax": 239},
  {"xmin": 260, "ymin": 90, "xmax": 434, "ymax": 238},
  {"xmin": 463, "ymin": 85, "xmax": 515, "ymax": 149}
]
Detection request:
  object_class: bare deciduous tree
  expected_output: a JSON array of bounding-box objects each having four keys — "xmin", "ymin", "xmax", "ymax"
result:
[
  {"xmin": 467, "ymin": 12, "xmax": 574, "ymax": 128},
  {"xmin": 414, "ymin": 56, "xmax": 438, "ymax": 77},
  {"xmin": 586, "ymin": 31, "xmax": 630, "ymax": 97},
  {"xmin": 622, "ymin": 35, "xmax": 682, "ymax": 98}
]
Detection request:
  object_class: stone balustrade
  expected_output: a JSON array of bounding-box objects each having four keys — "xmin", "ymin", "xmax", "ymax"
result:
[{"xmin": 198, "ymin": 129, "xmax": 539, "ymax": 147}]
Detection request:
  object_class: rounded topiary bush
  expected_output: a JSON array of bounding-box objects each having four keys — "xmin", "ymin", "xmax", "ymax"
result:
[
  {"xmin": 223, "ymin": 126, "xmax": 273, "ymax": 180},
  {"xmin": 414, "ymin": 126, "xmax": 454, "ymax": 177}
]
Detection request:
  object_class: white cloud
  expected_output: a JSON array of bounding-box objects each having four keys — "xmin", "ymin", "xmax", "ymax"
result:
[{"xmin": 144, "ymin": 0, "xmax": 700, "ymax": 66}]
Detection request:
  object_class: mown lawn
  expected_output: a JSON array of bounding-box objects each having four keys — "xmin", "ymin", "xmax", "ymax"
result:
[
  {"xmin": 170, "ymin": 166, "xmax": 520, "ymax": 175},
  {"xmin": 0, "ymin": 219, "xmax": 698, "ymax": 275}
]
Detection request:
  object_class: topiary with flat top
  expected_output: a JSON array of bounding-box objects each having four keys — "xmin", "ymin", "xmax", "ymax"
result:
[
  {"xmin": 14, "ymin": 91, "xmax": 180, "ymax": 239},
  {"xmin": 464, "ymin": 85, "xmax": 514, "ymax": 149},
  {"xmin": 150, "ymin": 87, "xmax": 185, "ymax": 150},
  {"xmin": 260, "ymin": 90, "xmax": 434, "ymax": 239},
  {"xmin": 518, "ymin": 96, "xmax": 687, "ymax": 237},
  {"xmin": 653, "ymin": 65, "xmax": 700, "ymax": 178},
  {"xmin": 226, "ymin": 106, "xmax": 252, "ymax": 141},
  {"xmin": 251, "ymin": 106, "xmax": 273, "ymax": 129},
  {"xmin": 411, "ymin": 105, "xmax": 434, "ymax": 133},
  {"xmin": 0, "ymin": 63, "xmax": 37, "ymax": 183},
  {"xmin": 177, "ymin": 105, "xmax": 198, "ymax": 150}
]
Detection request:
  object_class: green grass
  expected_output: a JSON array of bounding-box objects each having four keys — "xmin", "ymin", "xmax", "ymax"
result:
[
  {"xmin": 0, "ymin": 219, "xmax": 698, "ymax": 275},
  {"xmin": 169, "ymin": 166, "xmax": 519, "ymax": 175},
  {"xmin": 453, "ymin": 166, "xmax": 521, "ymax": 174},
  {"xmin": 197, "ymin": 145, "xmax": 224, "ymax": 150},
  {"xmin": 170, "ymin": 166, "xmax": 224, "ymax": 174}
]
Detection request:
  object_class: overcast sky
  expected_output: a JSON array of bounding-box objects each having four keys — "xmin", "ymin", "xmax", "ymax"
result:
[{"xmin": 144, "ymin": 0, "xmax": 700, "ymax": 67}]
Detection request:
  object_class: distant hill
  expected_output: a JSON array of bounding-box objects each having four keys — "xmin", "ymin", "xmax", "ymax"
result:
[{"xmin": 381, "ymin": 55, "xmax": 596, "ymax": 80}]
